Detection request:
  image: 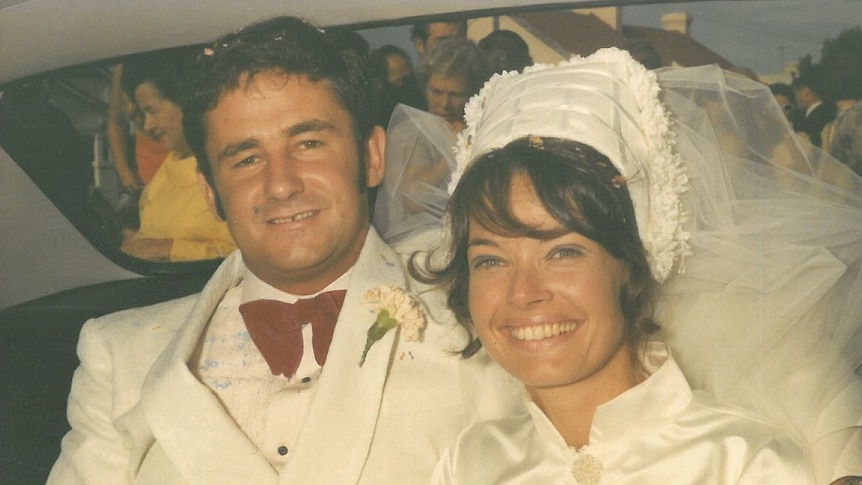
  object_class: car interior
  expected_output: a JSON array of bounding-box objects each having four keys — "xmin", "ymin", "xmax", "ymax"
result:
[{"xmin": 1, "ymin": 1, "xmax": 858, "ymax": 483}]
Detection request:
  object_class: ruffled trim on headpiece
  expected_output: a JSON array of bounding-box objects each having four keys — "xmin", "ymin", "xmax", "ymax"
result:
[{"xmin": 450, "ymin": 48, "xmax": 689, "ymax": 282}]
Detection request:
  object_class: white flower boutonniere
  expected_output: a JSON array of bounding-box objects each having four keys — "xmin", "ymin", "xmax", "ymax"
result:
[{"xmin": 359, "ymin": 285, "xmax": 427, "ymax": 366}]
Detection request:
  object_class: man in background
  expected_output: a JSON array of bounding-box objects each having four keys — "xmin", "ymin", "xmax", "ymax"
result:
[
  {"xmin": 411, "ymin": 19, "xmax": 467, "ymax": 57},
  {"xmin": 793, "ymin": 71, "xmax": 836, "ymax": 147}
]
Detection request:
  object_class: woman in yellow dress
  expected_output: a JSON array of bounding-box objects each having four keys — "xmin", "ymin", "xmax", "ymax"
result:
[{"xmin": 120, "ymin": 48, "xmax": 235, "ymax": 262}]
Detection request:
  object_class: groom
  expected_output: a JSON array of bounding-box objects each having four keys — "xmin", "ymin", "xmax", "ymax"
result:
[{"xmin": 47, "ymin": 16, "xmax": 518, "ymax": 484}]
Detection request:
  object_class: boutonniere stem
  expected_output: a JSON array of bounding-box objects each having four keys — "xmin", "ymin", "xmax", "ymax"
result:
[{"xmin": 360, "ymin": 285, "xmax": 427, "ymax": 366}]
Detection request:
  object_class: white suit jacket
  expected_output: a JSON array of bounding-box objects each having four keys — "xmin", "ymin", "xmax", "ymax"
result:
[{"xmin": 47, "ymin": 230, "xmax": 522, "ymax": 485}]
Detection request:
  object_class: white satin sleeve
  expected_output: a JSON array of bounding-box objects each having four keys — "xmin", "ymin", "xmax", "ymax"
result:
[
  {"xmin": 430, "ymin": 445, "xmax": 457, "ymax": 485},
  {"xmin": 736, "ymin": 434, "xmax": 816, "ymax": 484}
]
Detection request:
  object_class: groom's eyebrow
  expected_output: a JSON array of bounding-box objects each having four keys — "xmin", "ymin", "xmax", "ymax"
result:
[{"xmin": 215, "ymin": 139, "xmax": 258, "ymax": 163}]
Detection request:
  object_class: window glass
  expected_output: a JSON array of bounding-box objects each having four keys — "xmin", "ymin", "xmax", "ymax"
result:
[{"xmin": 3, "ymin": 1, "xmax": 858, "ymax": 272}]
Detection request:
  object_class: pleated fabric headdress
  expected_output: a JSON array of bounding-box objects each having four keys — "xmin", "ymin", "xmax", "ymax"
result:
[{"xmin": 450, "ymin": 48, "xmax": 690, "ymax": 282}]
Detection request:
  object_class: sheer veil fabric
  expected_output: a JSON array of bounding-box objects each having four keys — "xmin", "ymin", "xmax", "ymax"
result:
[
  {"xmin": 373, "ymin": 105, "xmax": 456, "ymax": 246},
  {"xmin": 655, "ymin": 66, "xmax": 862, "ymax": 480},
  {"xmin": 372, "ymin": 55, "xmax": 862, "ymax": 482}
]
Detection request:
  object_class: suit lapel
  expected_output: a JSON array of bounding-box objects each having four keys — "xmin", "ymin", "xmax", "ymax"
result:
[
  {"xmin": 140, "ymin": 251, "xmax": 278, "ymax": 484},
  {"xmin": 279, "ymin": 230, "xmax": 405, "ymax": 484},
  {"xmin": 139, "ymin": 231, "xmax": 406, "ymax": 484}
]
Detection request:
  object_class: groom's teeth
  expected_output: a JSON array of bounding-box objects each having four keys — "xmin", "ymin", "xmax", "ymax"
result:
[
  {"xmin": 270, "ymin": 211, "xmax": 314, "ymax": 224},
  {"xmin": 511, "ymin": 322, "xmax": 577, "ymax": 341}
]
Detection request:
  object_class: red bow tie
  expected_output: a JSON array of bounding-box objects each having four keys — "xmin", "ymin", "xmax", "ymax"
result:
[{"xmin": 238, "ymin": 290, "xmax": 347, "ymax": 378}]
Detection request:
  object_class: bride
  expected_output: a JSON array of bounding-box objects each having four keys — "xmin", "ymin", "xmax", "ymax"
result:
[{"xmin": 375, "ymin": 48, "xmax": 862, "ymax": 484}]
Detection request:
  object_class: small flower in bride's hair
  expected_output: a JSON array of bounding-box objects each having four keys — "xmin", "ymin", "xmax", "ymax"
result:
[
  {"xmin": 360, "ymin": 285, "xmax": 427, "ymax": 366},
  {"xmin": 528, "ymin": 135, "xmax": 544, "ymax": 149},
  {"xmin": 612, "ymin": 175, "xmax": 627, "ymax": 189},
  {"xmin": 574, "ymin": 146, "xmax": 587, "ymax": 161},
  {"xmin": 203, "ymin": 48, "xmax": 215, "ymax": 57}
]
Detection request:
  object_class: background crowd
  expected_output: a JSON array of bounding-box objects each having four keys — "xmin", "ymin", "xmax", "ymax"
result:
[{"xmin": 103, "ymin": 21, "xmax": 862, "ymax": 263}]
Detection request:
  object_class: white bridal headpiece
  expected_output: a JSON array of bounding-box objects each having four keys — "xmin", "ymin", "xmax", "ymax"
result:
[{"xmin": 450, "ymin": 48, "xmax": 689, "ymax": 282}]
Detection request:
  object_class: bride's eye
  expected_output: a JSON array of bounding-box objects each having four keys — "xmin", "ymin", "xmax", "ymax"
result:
[
  {"xmin": 470, "ymin": 255, "xmax": 503, "ymax": 270},
  {"xmin": 550, "ymin": 245, "xmax": 584, "ymax": 260}
]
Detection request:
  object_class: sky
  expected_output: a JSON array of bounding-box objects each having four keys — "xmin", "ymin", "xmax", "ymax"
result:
[
  {"xmin": 624, "ymin": 0, "xmax": 862, "ymax": 75},
  {"xmin": 361, "ymin": 0, "xmax": 862, "ymax": 77}
]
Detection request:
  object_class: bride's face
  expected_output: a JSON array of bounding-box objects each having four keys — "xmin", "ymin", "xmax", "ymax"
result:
[{"xmin": 466, "ymin": 176, "xmax": 631, "ymax": 391}]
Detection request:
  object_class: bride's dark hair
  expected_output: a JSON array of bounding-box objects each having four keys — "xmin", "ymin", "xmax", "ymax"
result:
[{"xmin": 411, "ymin": 136, "xmax": 659, "ymax": 359}]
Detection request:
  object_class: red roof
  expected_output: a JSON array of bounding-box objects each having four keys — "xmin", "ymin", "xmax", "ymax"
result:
[
  {"xmin": 623, "ymin": 25, "xmax": 734, "ymax": 69},
  {"xmin": 510, "ymin": 10, "xmax": 735, "ymax": 69}
]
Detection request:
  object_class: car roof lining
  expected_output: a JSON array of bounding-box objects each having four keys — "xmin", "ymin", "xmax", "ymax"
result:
[{"xmin": 0, "ymin": 0, "xmax": 670, "ymax": 83}]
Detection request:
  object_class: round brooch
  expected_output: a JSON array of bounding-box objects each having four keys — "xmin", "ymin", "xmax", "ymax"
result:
[{"xmin": 569, "ymin": 446, "xmax": 603, "ymax": 485}]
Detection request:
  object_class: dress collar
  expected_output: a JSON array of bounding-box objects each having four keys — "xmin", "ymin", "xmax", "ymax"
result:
[{"xmin": 527, "ymin": 342, "xmax": 693, "ymax": 448}]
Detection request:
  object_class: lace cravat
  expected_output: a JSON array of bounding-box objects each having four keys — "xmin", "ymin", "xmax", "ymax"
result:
[{"xmin": 238, "ymin": 290, "xmax": 347, "ymax": 378}]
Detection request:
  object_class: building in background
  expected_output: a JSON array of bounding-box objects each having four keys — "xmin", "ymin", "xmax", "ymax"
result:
[{"xmin": 469, "ymin": 7, "xmax": 734, "ymax": 71}]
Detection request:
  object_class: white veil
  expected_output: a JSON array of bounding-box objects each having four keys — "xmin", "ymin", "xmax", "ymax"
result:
[
  {"xmin": 655, "ymin": 65, "xmax": 862, "ymax": 480},
  {"xmin": 372, "ymin": 59, "xmax": 862, "ymax": 482},
  {"xmin": 373, "ymin": 104, "xmax": 456, "ymax": 246}
]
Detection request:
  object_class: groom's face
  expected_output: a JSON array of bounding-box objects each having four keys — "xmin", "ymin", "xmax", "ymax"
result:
[{"xmin": 199, "ymin": 71, "xmax": 385, "ymax": 295}]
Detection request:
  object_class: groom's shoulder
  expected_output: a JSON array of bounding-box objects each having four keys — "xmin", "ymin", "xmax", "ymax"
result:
[{"xmin": 83, "ymin": 292, "xmax": 201, "ymax": 342}]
